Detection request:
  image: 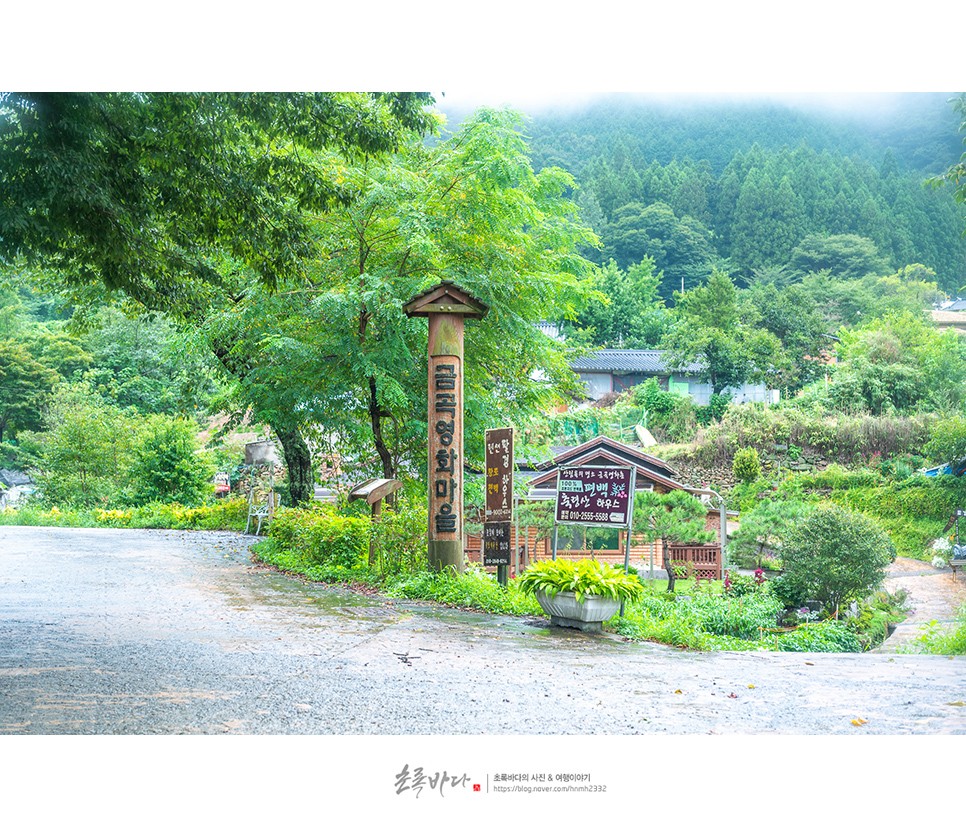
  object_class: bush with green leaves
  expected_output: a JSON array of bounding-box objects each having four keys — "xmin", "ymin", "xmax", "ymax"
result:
[
  {"xmin": 732, "ymin": 447, "xmax": 762, "ymax": 484},
  {"xmin": 266, "ymin": 504, "xmax": 370, "ymax": 576},
  {"xmin": 630, "ymin": 378, "xmax": 698, "ymax": 442},
  {"xmin": 0, "ymin": 497, "xmax": 248, "ymax": 532},
  {"xmin": 369, "ymin": 496, "xmax": 428, "ymax": 578},
  {"xmin": 517, "ymin": 558, "xmax": 644, "ymax": 604},
  {"xmin": 387, "ymin": 564, "xmax": 542, "ymax": 616},
  {"xmin": 614, "ymin": 603, "xmax": 712, "ymax": 650},
  {"xmin": 906, "ymin": 603, "xmax": 966, "ymax": 655},
  {"xmin": 773, "ymin": 506, "xmax": 896, "ymax": 613},
  {"xmin": 923, "ymin": 413, "xmax": 966, "ymax": 466},
  {"xmin": 128, "ymin": 414, "xmax": 213, "ymax": 506},
  {"xmin": 687, "ymin": 402, "xmax": 930, "ymax": 469},
  {"xmin": 772, "ymin": 621, "xmax": 863, "ymax": 652},
  {"xmin": 682, "ymin": 591, "xmax": 783, "ymax": 640}
]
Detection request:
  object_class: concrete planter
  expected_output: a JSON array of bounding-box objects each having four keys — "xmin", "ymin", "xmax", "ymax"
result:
[{"xmin": 534, "ymin": 590, "xmax": 621, "ymax": 633}]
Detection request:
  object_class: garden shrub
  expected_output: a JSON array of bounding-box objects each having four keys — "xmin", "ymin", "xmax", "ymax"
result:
[
  {"xmin": 630, "ymin": 378, "xmax": 697, "ymax": 442},
  {"xmin": 772, "ymin": 621, "xmax": 863, "ymax": 652},
  {"xmin": 267, "ymin": 505, "xmax": 369, "ymax": 571},
  {"xmin": 127, "ymin": 414, "xmax": 212, "ymax": 506},
  {"xmin": 696, "ymin": 393, "xmax": 731, "ymax": 426},
  {"xmin": 680, "ymin": 591, "xmax": 783, "ymax": 640},
  {"xmin": 370, "ymin": 497, "xmax": 428, "ymax": 578},
  {"xmin": 732, "ymin": 447, "xmax": 762, "ymax": 484},
  {"xmin": 387, "ymin": 565, "xmax": 542, "ymax": 616},
  {"xmin": 122, "ymin": 498, "xmax": 247, "ymax": 531},
  {"xmin": 614, "ymin": 603, "xmax": 711, "ymax": 650},
  {"xmin": 774, "ymin": 506, "xmax": 896, "ymax": 612}
]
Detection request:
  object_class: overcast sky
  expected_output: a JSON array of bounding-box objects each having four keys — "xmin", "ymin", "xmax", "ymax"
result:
[
  {"xmin": 432, "ymin": 90, "xmax": 939, "ymax": 118},
  {"xmin": 4, "ymin": 5, "xmax": 958, "ymax": 101}
]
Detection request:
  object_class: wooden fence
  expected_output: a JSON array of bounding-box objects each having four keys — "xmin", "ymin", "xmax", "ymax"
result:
[{"xmin": 665, "ymin": 543, "xmax": 722, "ymax": 581}]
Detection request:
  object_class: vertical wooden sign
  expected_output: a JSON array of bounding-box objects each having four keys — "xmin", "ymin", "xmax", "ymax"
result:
[
  {"xmin": 404, "ymin": 281, "xmax": 488, "ymax": 572},
  {"xmin": 484, "ymin": 427, "xmax": 513, "ymax": 523}
]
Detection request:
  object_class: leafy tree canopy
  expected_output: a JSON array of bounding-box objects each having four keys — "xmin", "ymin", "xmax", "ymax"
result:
[
  {"xmin": 0, "ymin": 92, "xmax": 436, "ymax": 311},
  {"xmin": 187, "ymin": 108, "xmax": 599, "ymax": 494},
  {"xmin": 569, "ymin": 257, "xmax": 667, "ymax": 349},
  {"xmin": 661, "ymin": 270, "xmax": 787, "ymax": 394},
  {"xmin": 787, "ymin": 233, "xmax": 891, "ymax": 280},
  {"xmin": 602, "ymin": 201, "xmax": 716, "ymax": 299}
]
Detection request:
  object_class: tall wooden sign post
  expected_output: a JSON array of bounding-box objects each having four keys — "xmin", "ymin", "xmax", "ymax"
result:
[{"xmin": 404, "ymin": 281, "xmax": 489, "ymax": 572}]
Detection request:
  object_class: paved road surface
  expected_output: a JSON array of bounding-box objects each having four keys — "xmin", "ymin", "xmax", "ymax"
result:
[{"xmin": 2, "ymin": 526, "xmax": 965, "ymax": 735}]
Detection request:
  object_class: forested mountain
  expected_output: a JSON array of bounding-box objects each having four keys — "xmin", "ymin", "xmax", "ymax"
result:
[
  {"xmin": 524, "ymin": 93, "xmax": 962, "ymax": 176},
  {"xmin": 444, "ymin": 93, "xmax": 966, "ymax": 295}
]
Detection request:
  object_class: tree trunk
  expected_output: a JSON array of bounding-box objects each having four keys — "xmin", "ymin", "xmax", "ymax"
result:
[
  {"xmin": 272, "ymin": 420, "xmax": 313, "ymax": 506},
  {"xmin": 367, "ymin": 376, "xmax": 395, "ymax": 479},
  {"xmin": 662, "ymin": 539, "xmax": 676, "ymax": 593}
]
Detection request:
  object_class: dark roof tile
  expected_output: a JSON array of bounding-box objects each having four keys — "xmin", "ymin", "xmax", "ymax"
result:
[{"xmin": 570, "ymin": 349, "xmax": 701, "ymax": 374}]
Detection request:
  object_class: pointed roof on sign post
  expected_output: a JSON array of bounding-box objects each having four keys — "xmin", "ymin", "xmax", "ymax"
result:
[{"xmin": 403, "ymin": 280, "xmax": 489, "ymax": 320}]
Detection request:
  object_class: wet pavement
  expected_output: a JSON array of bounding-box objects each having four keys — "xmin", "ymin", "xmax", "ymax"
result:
[{"xmin": 1, "ymin": 525, "xmax": 965, "ymax": 735}]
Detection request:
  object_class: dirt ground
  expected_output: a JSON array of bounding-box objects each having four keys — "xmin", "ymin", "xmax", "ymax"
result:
[{"xmin": 876, "ymin": 556, "xmax": 966, "ymax": 652}]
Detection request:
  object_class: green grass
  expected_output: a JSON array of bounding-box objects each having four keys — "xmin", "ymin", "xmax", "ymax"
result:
[
  {"xmin": 902, "ymin": 604, "xmax": 966, "ymax": 655},
  {"xmin": 0, "ymin": 498, "xmax": 249, "ymax": 532}
]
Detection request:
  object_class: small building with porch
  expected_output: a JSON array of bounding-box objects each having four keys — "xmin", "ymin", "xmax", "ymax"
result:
[{"xmin": 465, "ymin": 435, "xmax": 724, "ymax": 580}]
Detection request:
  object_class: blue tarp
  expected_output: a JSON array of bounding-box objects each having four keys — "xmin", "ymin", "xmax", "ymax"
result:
[{"xmin": 923, "ymin": 459, "xmax": 966, "ymax": 477}]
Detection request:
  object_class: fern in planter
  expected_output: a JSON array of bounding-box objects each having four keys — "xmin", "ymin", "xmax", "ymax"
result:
[{"xmin": 518, "ymin": 559, "xmax": 644, "ymax": 605}]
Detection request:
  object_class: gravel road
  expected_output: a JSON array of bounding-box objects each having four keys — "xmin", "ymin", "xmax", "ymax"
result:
[{"xmin": 1, "ymin": 525, "xmax": 965, "ymax": 735}]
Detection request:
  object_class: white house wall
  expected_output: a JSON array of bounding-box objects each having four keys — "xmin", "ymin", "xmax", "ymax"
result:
[
  {"xmin": 577, "ymin": 373, "xmax": 614, "ymax": 400},
  {"xmin": 670, "ymin": 375, "xmax": 779, "ymax": 406},
  {"xmin": 580, "ymin": 369, "xmax": 779, "ymax": 406}
]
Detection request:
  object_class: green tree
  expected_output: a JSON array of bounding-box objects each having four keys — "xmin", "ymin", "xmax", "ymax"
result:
[
  {"xmin": 787, "ymin": 234, "xmax": 890, "ymax": 280},
  {"xmin": 743, "ymin": 277, "xmax": 829, "ymax": 390},
  {"xmin": 825, "ymin": 309, "xmax": 966, "ymax": 414},
  {"xmin": 19, "ymin": 380, "xmax": 137, "ymax": 508},
  {"xmin": 571, "ymin": 257, "xmax": 667, "ymax": 348},
  {"xmin": 633, "ymin": 489, "xmax": 714, "ymax": 592},
  {"xmin": 0, "ymin": 92, "xmax": 439, "ymax": 504},
  {"xmin": 128, "ymin": 414, "xmax": 212, "ymax": 506},
  {"xmin": 728, "ymin": 499, "xmax": 812, "ymax": 569},
  {"xmin": 192, "ymin": 109, "xmax": 598, "ymax": 497},
  {"xmin": 730, "ymin": 169, "xmax": 806, "ymax": 275},
  {"xmin": 924, "ymin": 414, "xmax": 966, "ymax": 465},
  {"xmin": 661, "ymin": 270, "xmax": 786, "ymax": 394},
  {"xmin": 602, "ymin": 202, "xmax": 716, "ymax": 300},
  {"xmin": 81, "ymin": 308, "xmax": 217, "ymax": 415},
  {"xmin": 774, "ymin": 506, "xmax": 895, "ymax": 614},
  {"xmin": 0, "ymin": 339, "xmax": 59, "ymax": 443},
  {"xmin": 928, "ymin": 92, "xmax": 966, "ymax": 217},
  {"xmin": 0, "ymin": 93, "xmax": 436, "ymax": 309}
]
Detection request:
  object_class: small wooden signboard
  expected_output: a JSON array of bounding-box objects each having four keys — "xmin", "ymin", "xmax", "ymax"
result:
[
  {"xmin": 349, "ymin": 478, "xmax": 403, "ymax": 566},
  {"xmin": 483, "ymin": 521, "xmax": 512, "ymax": 567}
]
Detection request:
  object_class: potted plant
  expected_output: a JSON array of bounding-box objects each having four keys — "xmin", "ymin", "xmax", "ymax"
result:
[{"xmin": 518, "ymin": 559, "xmax": 644, "ymax": 632}]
